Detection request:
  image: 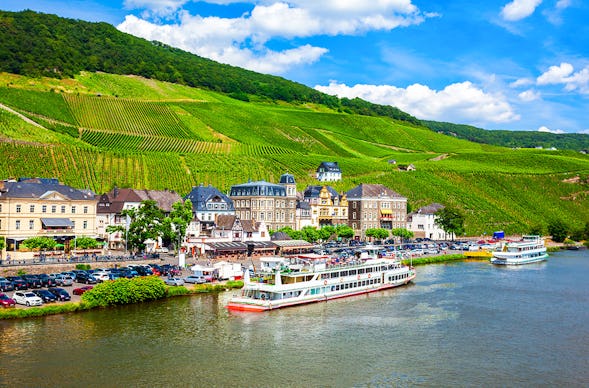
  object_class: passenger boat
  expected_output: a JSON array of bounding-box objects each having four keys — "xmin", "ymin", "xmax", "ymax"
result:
[
  {"xmin": 490, "ymin": 235, "xmax": 548, "ymax": 265},
  {"xmin": 226, "ymin": 255, "xmax": 416, "ymax": 312}
]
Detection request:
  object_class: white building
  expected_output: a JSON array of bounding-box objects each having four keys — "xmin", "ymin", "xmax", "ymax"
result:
[{"xmin": 407, "ymin": 203, "xmax": 447, "ymax": 240}]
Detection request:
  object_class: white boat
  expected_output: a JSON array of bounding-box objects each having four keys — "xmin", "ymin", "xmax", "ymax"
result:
[
  {"xmin": 226, "ymin": 256, "xmax": 416, "ymax": 312},
  {"xmin": 490, "ymin": 235, "xmax": 548, "ymax": 265}
]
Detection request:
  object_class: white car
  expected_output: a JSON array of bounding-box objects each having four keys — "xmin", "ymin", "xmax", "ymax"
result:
[
  {"xmin": 164, "ymin": 277, "xmax": 185, "ymax": 286},
  {"xmin": 93, "ymin": 272, "xmax": 111, "ymax": 282},
  {"xmin": 13, "ymin": 291, "xmax": 43, "ymax": 307},
  {"xmin": 184, "ymin": 275, "xmax": 206, "ymax": 284}
]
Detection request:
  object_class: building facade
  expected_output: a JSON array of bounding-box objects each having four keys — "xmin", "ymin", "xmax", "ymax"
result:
[
  {"xmin": 346, "ymin": 183, "xmax": 407, "ymax": 238},
  {"xmin": 316, "ymin": 161, "xmax": 342, "ymax": 182},
  {"xmin": 0, "ymin": 178, "xmax": 97, "ymax": 256},
  {"xmin": 229, "ymin": 173, "xmax": 297, "ymax": 231},
  {"xmin": 96, "ymin": 187, "xmax": 182, "ymax": 250},
  {"xmin": 302, "ymin": 185, "xmax": 348, "ymax": 228},
  {"xmin": 407, "ymin": 203, "xmax": 446, "ymax": 240},
  {"xmin": 184, "ymin": 184, "xmax": 235, "ymax": 231}
]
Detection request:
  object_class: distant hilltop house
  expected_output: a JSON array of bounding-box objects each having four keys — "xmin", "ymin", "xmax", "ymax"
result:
[
  {"xmin": 316, "ymin": 162, "xmax": 342, "ymax": 182},
  {"xmin": 398, "ymin": 164, "xmax": 416, "ymax": 171}
]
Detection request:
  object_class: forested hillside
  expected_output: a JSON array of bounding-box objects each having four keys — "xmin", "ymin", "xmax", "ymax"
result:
[{"xmin": 424, "ymin": 121, "xmax": 589, "ymax": 151}]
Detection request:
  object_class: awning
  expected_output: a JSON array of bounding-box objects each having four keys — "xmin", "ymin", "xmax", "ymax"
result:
[
  {"xmin": 380, "ymin": 209, "xmax": 392, "ymax": 215},
  {"xmin": 41, "ymin": 218, "xmax": 74, "ymax": 228}
]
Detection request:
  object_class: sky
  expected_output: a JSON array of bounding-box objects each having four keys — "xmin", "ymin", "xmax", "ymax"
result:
[{"xmin": 3, "ymin": 0, "xmax": 589, "ymax": 134}]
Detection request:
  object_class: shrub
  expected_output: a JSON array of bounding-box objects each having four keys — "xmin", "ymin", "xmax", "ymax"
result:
[
  {"xmin": 81, "ymin": 276, "xmax": 166, "ymax": 306},
  {"xmin": 75, "ymin": 264, "xmax": 91, "ymax": 270},
  {"xmin": 166, "ymin": 286, "xmax": 189, "ymax": 297}
]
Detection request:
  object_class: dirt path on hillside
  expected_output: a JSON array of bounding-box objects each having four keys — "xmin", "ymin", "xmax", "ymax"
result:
[{"xmin": 0, "ymin": 103, "xmax": 47, "ymax": 129}]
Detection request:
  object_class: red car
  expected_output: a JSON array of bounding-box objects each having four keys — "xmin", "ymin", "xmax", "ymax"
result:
[
  {"xmin": 72, "ymin": 285, "xmax": 94, "ymax": 295},
  {"xmin": 0, "ymin": 292, "xmax": 16, "ymax": 308}
]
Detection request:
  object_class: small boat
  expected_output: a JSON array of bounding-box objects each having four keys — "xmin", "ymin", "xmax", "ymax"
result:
[
  {"xmin": 226, "ymin": 255, "xmax": 416, "ymax": 312},
  {"xmin": 490, "ymin": 235, "xmax": 548, "ymax": 265}
]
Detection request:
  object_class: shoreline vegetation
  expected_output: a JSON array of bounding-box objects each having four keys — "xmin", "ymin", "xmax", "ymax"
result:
[{"xmin": 0, "ymin": 246, "xmax": 581, "ymax": 321}]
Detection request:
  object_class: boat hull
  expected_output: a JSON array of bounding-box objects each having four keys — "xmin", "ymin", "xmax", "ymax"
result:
[
  {"xmin": 490, "ymin": 253, "xmax": 548, "ymax": 265},
  {"xmin": 227, "ymin": 272, "xmax": 416, "ymax": 312}
]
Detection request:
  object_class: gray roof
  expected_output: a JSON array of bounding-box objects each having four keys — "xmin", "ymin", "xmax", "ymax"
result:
[
  {"xmin": 185, "ymin": 184, "xmax": 234, "ymax": 212},
  {"xmin": 279, "ymin": 173, "xmax": 296, "ymax": 184},
  {"xmin": 41, "ymin": 218, "xmax": 74, "ymax": 227},
  {"xmin": 0, "ymin": 178, "xmax": 95, "ymax": 200},
  {"xmin": 415, "ymin": 203, "xmax": 444, "ymax": 215},
  {"xmin": 346, "ymin": 183, "xmax": 405, "ymax": 200},
  {"xmin": 230, "ymin": 180, "xmax": 286, "ymax": 197},
  {"xmin": 316, "ymin": 162, "xmax": 341, "ymax": 173},
  {"xmin": 303, "ymin": 185, "xmax": 339, "ymax": 199}
]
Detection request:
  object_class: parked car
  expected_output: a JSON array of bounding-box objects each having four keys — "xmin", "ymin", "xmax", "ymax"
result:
[
  {"xmin": 184, "ymin": 275, "xmax": 206, "ymax": 284},
  {"xmin": 74, "ymin": 272, "xmax": 97, "ymax": 284},
  {"xmin": 20, "ymin": 274, "xmax": 42, "ymax": 289},
  {"xmin": 48, "ymin": 287, "xmax": 71, "ymax": 301},
  {"xmin": 0, "ymin": 279, "xmax": 15, "ymax": 292},
  {"xmin": 13, "ymin": 291, "xmax": 43, "ymax": 306},
  {"xmin": 37, "ymin": 274, "xmax": 57, "ymax": 287},
  {"xmin": 32, "ymin": 289, "xmax": 58, "ymax": 303},
  {"xmin": 93, "ymin": 272, "xmax": 111, "ymax": 282},
  {"xmin": 6, "ymin": 276, "xmax": 28, "ymax": 290},
  {"xmin": 0, "ymin": 292, "xmax": 16, "ymax": 308},
  {"xmin": 165, "ymin": 277, "xmax": 185, "ymax": 286},
  {"xmin": 72, "ymin": 285, "xmax": 93, "ymax": 295},
  {"xmin": 54, "ymin": 274, "xmax": 74, "ymax": 287}
]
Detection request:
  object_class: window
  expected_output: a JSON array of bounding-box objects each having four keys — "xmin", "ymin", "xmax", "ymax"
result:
[
  {"xmin": 51, "ymin": 205, "xmax": 56, "ymax": 213},
  {"xmin": 16, "ymin": 205, "xmax": 21, "ymax": 213},
  {"xmin": 0, "ymin": 204, "xmax": 2, "ymax": 212},
  {"xmin": 71, "ymin": 206, "xmax": 76, "ymax": 214},
  {"xmin": 83, "ymin": 221, "xmax": 88, "ymax": 229},
  {"xmin": 29, "ymin": 220, "xmax": 34, "ymax": 230},
  {"xmin": 30, "ymin": 205, "xmax": 35, "ymax": 212},
  {"xmin": 15, "ymin": 220, "xmax": 21, "ymax": 230},
  {"xmin": 42, "ymin": 205, "xmax": 47, "ymax": 213},
  {"xmin": 61, "ymin": 205, "xmax": 66, "ymax": 213},
  {"xmin": 83, "ymin": 206, "xmax": 88, "ymax": 214}
]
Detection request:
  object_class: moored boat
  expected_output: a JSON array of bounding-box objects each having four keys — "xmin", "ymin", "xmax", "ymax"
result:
[
  {"xmin": 226, "ymin": 255, "xmax": 416, "ymax": 312},
  {"xmin": 490, "ymin": 235, "xmax": 548, "ymax": 265}
]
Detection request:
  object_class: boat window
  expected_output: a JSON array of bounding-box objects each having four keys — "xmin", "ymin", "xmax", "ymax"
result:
[
  {"xmin": 340, "ymin": 270, "xmax": 349, "ymax": 277},
  {"xmin": 331, "ymin": 272, "xmax": 338, "ymax": 278},
  {"xmin": 321, "ymin": 274, "xmax": 329, "ymax": 280},
  {"xmin": 335, "ymin": 285, "xmax": 340, "ymax": 291},
  {"xmin": 349, "ymin": 269, "xmax": 357, "ymax": 275},
  {"xmin": 358, "ymin": 268, "xmax": 365, "ymax": 274}
]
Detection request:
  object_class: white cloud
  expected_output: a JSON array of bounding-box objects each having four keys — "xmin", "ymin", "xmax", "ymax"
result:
[
  {"xmin": 538, "ymin": 126, "xmax": 564, "ymax": 134},
  {"xmin": 537, "ymin": 62, "xmax": 589, "ymax": 93},
  {"xmin": 118, "ymin": 1, "xmax": 432, "ymax": 74},
  {"xmin": 555, "ymin": 0, "xmax": 571, "ymax": 9},
  {"xmin": 315, "ymin": 81, "xmax": 520, "ymax": 124},
  {"xmin": 501, "ymin": 0, "xmax": 542, "ymax": 21},
  {"xmin": 578, "ymin": 129, "xmax": 589, "ymax": 135},
  {"xmin": 518, "ymin": 89, "xmax": 540, "ymax": 101}
]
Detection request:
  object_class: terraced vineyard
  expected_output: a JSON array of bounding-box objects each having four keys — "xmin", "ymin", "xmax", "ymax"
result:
[{"xmin": 0, "ymin": 72, "xmax": 588, "ymax": 234}]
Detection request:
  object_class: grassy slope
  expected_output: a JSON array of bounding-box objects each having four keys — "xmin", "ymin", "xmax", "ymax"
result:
[{"xmin": 1, "ymin": 72, "xmax": 588, "ymax": 235}]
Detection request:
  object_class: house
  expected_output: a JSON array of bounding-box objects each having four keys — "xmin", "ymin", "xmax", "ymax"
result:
[
  {"xmin": 316, "ymin": 162, "xmax": 342, "ymax": 182},
  {"xmin": 407, "ymin": 203, "xmax": 447, "ymax": 240},
  {"xmin": 302, "ymin": 185, "xmax": 348, "ymax": 228},
  {"xmin": 96, "ymin": 187, "xmax": 182, "ymax": 250},
  {"xmin": 229, "ymin": 173, "xmax": 297, "ymax": 231},
  {"xmin": 346, "ymin": 183, "xmax": 407, "ymax": 238},
  {"xmin": 398, "ymin": 164, "xmax": 416, "ymax": 171},
  {"xmin": 212, "ymin": 214, "xmax": 243, "ymax": 241},
  {"xmin": 0, "ymin": 178, "xmax": 97, "ymax": 261},
  {"xmin": 184, "ymin": 184, "xmax": 235, "ymax": 231}
]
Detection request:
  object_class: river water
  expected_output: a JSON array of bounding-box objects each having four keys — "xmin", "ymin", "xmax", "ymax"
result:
[{"xmin": 1, "ymin": 250, "xmax": 588, "ymax": 387}]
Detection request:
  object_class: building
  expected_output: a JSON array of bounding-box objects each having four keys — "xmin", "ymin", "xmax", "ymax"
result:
[
  {"xmin": 295, "ymin": 200, "xmax": 313, "ymax": 230},
  {"xmin": 96, "ymin": 187, "xmax": 182, "ymax": 250},
  {"xmin": 302, "ymin": 185, "xmax": 348, "ymax": 228},
  {"xmin": 346, "ymin": 183, "xmax": 407, "ymax": 238},
  {"xmin": 407, "ymin": 203, "xmax": 446, "ymax": 240},
  {"xmin": 229, "ymin": 173, "xmax": 297, "ymax": 231},
  {"xmin": 0, "ymin": 178, "xmax": 97, "ymax": 258},
  {"xmin": 184, "ymin": 184, "xmax": 235, "ymax": 231},
  {"xmin": 316, "ymin": 162, "xmax": 342, "ymax": 182}
]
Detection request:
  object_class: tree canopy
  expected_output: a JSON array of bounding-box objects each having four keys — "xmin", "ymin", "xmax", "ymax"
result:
[{"xmin": 435, "ymin": 207, "xmax": 465, "ymax": 240}]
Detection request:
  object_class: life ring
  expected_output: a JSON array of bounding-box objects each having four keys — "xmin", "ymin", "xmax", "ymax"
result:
[
  {"xmin": 324, "ymin": 280, "xmax": 328, "ymax": 286},
  {"xmin": 261, "ymin": 294, "xmax": 266, "ymax": 300},
  {"xmin": 368, "ymin": 273, "xmax": 371, "ymax": 279}
]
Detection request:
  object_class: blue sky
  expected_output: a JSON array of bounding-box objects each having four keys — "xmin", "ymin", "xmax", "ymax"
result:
[{"xmin": 3, "ymin": 0, "xmax": 589, "ymax": 134}]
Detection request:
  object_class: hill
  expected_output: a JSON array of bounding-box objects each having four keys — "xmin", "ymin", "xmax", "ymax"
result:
[
  {"xmin": 0, "ymin": 11, "xmax": 588, "ymax": 236},
  {"xmin": 0, "ymin": 9, "xmax": 419, "ymax": 125},
  {"xmin": 424, "ymin": 121, "xmax": 589, "ymax": 151}
]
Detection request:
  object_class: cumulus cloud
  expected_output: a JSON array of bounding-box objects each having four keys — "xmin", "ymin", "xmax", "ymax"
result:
[
  {"xmin": 578, "ymin": 129, "xmax": 589, "ymax": 135},
  {"xmin": 118, "ymin": 0, "xmax": 431, "ymax": 74},
  {"xmin": 518, "ymin": 89, "xmax": 540, "ymax": 101},
  {"xmin": 537, "ymin": 62, "xmax": 589, "ymax": 93},
  {"xmin": 315, "ymin": 81, "xmax": 520, "ymax": 124},
  {"xmin": 538, "ymin": 126, "xmax": 564, "ymax": 134},
  {"xmin": 501, "ymin": 0, "xmax": 542, "ymax": 21}
]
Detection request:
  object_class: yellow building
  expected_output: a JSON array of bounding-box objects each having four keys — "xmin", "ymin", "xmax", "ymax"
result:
[
  {"xmin": 302, "ymin": 185, "xmax": 348, "ymax": 228},
  {"xmin": 0, "ymin": 178, "xmax": 97, "ymax": 260}
]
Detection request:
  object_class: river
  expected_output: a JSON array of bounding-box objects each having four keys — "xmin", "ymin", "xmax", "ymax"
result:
[{"xmin": 1, "ymin": 250, "xmax": 588, "ymax": 387}]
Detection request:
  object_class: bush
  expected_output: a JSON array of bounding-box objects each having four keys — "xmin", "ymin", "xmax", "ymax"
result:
[
  {"xmin": 75, "ymin": 264, "xmax": 91, "ymax": 270},
  {"xmin": 166, "ymin": 286, "xmax": 189, "ymax": 297},
  {"xmin": 81, "ymin": 276, "xmax": 166, "ymax": 306},
  {"xmin": 402, "ymin": 254, "xmax": 466, "ymax": 266}
]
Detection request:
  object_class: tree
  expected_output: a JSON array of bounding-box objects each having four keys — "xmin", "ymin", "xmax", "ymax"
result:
[
  {"xmin": 124, "ymin": 200, "xmax": 165, "ymax": 252},
  {"xmin": 163, "ymin": 200, "xmax": 193, "ymax": 251},
  {"xmin": 335, "ymin": 224, "xmax": 354, "ymax": 240},
  {"xmin": 391, "ymin": 228, "xmax": 414, "ymax": 242},
  {"xmin": 301, "ymin": 226, "xmax": 320, "ymax": 243},
  {"xmin": 74, "ymin": 237, "xmax": 101, "ymax": 249},
  {"xmin": 365, "ymin": 228, "xmax": 390, "ymax": 240},
  {"xmin": 529, "ymin": 223, "xmax": 545, "ymax": 236},
  {"xmin": 548, "ymin": 219, "xmax": 568, "ymax": 243},
  {"xmin": 435, "ymin": 207, "xmax": 465, "ymax": 241},
  {"xmin": 22, "ymin": 236, "xmax": 56, "ymax": 250},
  {"xmin": 318, "ymin": 225, "xmax": 336, "ymax": 241},
  {"xmin": 0, "ymin": 236, "xmax": 5, "ymax": 262}
]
